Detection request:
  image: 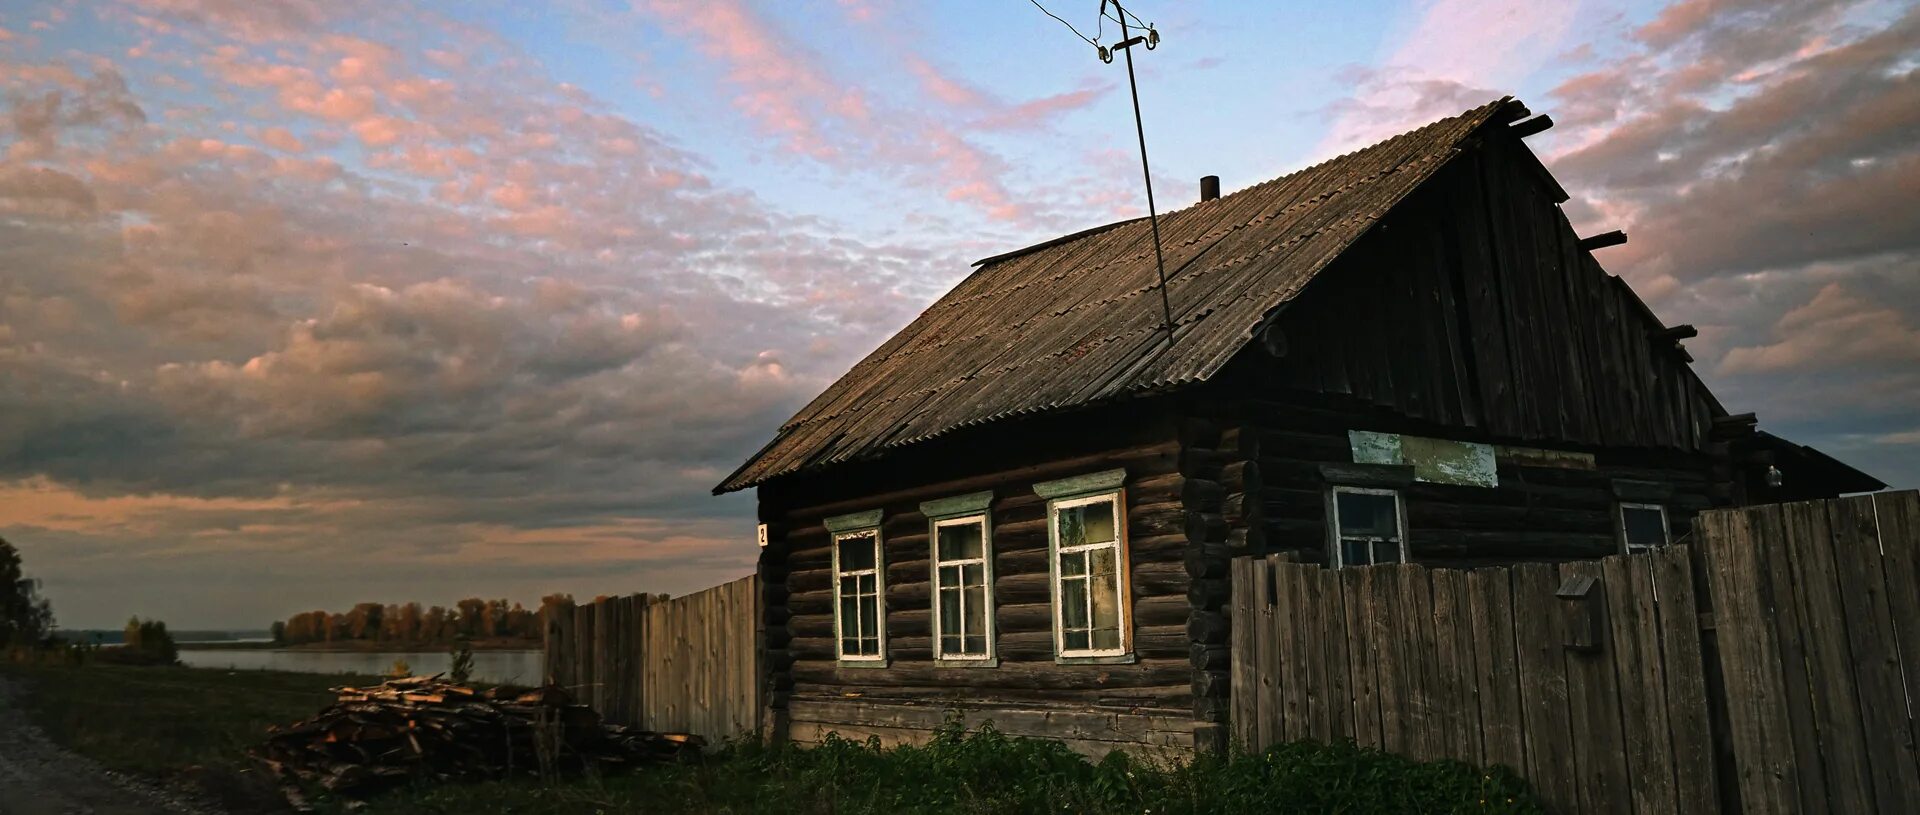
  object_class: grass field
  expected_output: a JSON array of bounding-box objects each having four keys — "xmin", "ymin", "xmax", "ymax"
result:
[
  {"xmin": 1, "ymin": 663, "xmax": 1545, "ymax": 815},
  {"xmin": 0, "ymin": 662, "xmax": 375, "ymax": 812}
]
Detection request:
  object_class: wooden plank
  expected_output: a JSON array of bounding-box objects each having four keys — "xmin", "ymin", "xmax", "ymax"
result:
[
  {"xmin": 1320, "ymin": 565, "xmax": 1353, "ymax": 743},
  {"xmin": 1230, "ymin": 557, "xmax": 1258, "ymax": 749},
  {"xmin": 1699, "ymin": 508, "xmax": 1800, "ymax": 815},
  {"xmin": 1604, "ymin": 553, "xmax": 1679, "ymax": 815},
  {"xmin": 1278, "ymin": 563, "xmax": 1310, "ymax": 741},
  {"xmin": 1254, "ymin": 556, "xmax": 1283, "ymax": 750},
  {"xmin": 1511, "ymin": 561, "xmax": 1577, "ymax": 810},
  {"xmin": 1872, "ymin": 490, "xmax": 1920, "ymax": 786},
  {"xmin": 1558, "ymin": 559, "xmax": 1630, "ymax": 815},
  {"xmin": 1429, "ymin": 568, "xmax": 1475, "ymax": 764},
  {"xmin": 1776, "ymin": 501, "xmax": 1864, "ymax": 813},
  {"xmin": 1301, "ymin": 565, "xmax": 1334, "ymax": 743},
  {"xmin": 1826, "ymin": 495, "xmax": 1920, "ymax": 813},
  {"xmin": 1653, "ymin": 545, "xmax": 1717, "ymax": 815},
  {"xmin": 1345, "ymin": 565, "xmax": 1384, "ymax": 749},
  {"xmin": 1373, "ymin": 565, "xmax": 1412, "ymax": 756},
  {"xmin": 1405, "ymin": 565, "xmax": 1443, "ymax": 762},
  {"xmin": 1467, "ymin": 567, "xmax": 1523, "ymax": 772}
]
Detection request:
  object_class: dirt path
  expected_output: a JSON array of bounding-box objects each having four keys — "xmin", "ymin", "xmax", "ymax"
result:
[{"xmin": 0, "ymin": 675, "xmax": 215, "ymax": 815}]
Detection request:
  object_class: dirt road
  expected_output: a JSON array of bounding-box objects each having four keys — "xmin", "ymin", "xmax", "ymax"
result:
[{"xmin": 0, "ymin": 675, "xmax": 213, "ymax": 815}]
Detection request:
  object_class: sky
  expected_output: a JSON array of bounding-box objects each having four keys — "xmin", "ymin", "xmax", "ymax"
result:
[{"xmin": 1, "ymin": 0, "xmax": 1915, "ymax": 630}]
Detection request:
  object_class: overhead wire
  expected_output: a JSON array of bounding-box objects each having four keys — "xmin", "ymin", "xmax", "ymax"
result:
[{"xmin": 1026, "ymin": 0, "xmax": 1100, "ymax": 46}]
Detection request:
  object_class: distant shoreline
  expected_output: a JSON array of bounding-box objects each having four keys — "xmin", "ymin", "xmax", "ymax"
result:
[{"xmin": 177, "ymin": 638, "xmax": 541, "ymax": 652}]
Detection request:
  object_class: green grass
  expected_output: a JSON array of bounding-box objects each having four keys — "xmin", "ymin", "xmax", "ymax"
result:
[
  {"xmin": 0, "ymin": 664, "xmax": 1545, "ymax": 815},
  {"xmin": 357, "ymin": 724, "xmax": 1545, "ymax": 815},
  {"xmin": 0, "ymin": 662, "xmax": 377, "ymax": 812}
]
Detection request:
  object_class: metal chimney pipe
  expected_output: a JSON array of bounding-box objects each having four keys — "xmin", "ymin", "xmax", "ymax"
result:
[{"xmin": 1200, "ymin": 175, "xmax": 1220, "ymax": 202}]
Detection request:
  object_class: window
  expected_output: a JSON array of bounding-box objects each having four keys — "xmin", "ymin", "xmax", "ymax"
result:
[
  {"xmin": 1051, "ymin": 493, "xmax": 1129, "ymax": 657},
  {"xmin": 1331, "ymin": 486, "xmax": 1405, "ymax": 568},
  {"xmin": 1618, "ymin": 503, "xmax": 1669, "ymax": 554},
  {"xmin": 826, "ymin": 510, "xmax": 885, "ymax": 664},
  {"xmin": 933, "ymin": 515, "xmax": 993, "ymax": 661}
]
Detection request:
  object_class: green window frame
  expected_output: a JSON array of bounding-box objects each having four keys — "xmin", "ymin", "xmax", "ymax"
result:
[
  {"xmin": 1035, "ymin": 469, "xmax": 1134, "ymax": 665},
  {"xmin": 826, "ymin": 509, "xmax": 886, "ymax": 666}
]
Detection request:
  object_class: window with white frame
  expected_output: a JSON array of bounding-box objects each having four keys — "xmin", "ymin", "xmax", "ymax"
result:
[
  {"xmin": 933, "ymin": 515, "xmax": 993, "ymax": 660},
  {"xmin": 828, "ymin": 514, "xmax": 886, "ymax": 662},
  {"xmin": 1331, "ymin": 486, "xmax": 1406, "ymax": 568},
  {"xmin": 1618, "ymin": 503, "xmax": 1669, "ymax": 554},
  {"xmin": 1051, "ymin": 492, "xmax": 1128, "ymax": 657}
]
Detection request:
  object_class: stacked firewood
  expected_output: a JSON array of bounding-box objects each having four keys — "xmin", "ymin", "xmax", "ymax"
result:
[{"xmin": 254, "ymin": 675, "xmax": 703, "ymax": 805}]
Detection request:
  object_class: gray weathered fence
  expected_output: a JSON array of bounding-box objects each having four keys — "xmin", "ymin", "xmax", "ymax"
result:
[
  {"xmin": 543, "ymin": 575, "xmax": 761, "ymax": 743},
  {"xmin": 1230, "ymin": 489, "xmax": 1920, "ymax": 815}
]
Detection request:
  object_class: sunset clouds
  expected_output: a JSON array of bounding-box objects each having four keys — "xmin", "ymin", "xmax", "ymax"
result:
[{"xmin": 1, "ymin": 0, "xmax": 1913, "ymax": 627}]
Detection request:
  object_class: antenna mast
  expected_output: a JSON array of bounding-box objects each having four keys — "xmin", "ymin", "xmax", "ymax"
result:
[{"xmin": 1102, "ymin": 0, "xmax": 1175, "ymax": 348}]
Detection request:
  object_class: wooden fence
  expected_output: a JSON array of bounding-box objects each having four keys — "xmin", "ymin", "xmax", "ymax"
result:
[
  {"xmin": 543, "ymin": 575, "xmax": 761, "ymax": 743},
  {"xmin": 1230, "ymin": 489, "xmax": 1920, "ymax": 815},
  {"xmin": 1700, "ymin": 491, "xmax": 1920, "ymax": 815}
]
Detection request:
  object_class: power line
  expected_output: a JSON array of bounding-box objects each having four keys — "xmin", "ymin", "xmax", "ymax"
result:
[{"xmin": 1026, "ymin": 0, "xmax": 1098, "ymax": 46}]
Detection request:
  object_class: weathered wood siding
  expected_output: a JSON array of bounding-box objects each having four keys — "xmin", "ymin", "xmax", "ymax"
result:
[
  {"xmin": 757, "ymin": 404, "xmax": 1200, "ymax": 756},
  {"xmin": 1263, "ymin": 136, "xmax": 1717, "ymax": 453},
  {"xmin": 1193, "ymin": 395, "xmax": 1719, "ymax": 567},
  {"xmin": 543, "ymin": 577, "xmax": 762, "ymax": 743}
]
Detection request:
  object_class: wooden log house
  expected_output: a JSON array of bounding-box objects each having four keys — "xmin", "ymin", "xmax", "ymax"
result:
[{"xmin": 714, "ymin": 97, "xmax": 1882, "ymax": 756}]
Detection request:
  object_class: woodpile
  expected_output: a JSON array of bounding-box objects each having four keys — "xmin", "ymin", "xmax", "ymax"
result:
[{"xmin": 254, "ymin": 675, "xmax": 703, "ymax": 805}]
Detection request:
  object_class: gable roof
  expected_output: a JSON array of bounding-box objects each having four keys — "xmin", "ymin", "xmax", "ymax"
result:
[{"xmin": 717, "ymin": 97, "xmax": 1528, "ymax": 493}]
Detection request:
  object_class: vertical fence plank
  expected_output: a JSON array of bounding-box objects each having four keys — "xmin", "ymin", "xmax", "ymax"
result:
[
  {"xmin": 1512, "ymin": 561, "xmax": 1578, "ymax": 810},
  {"xmin": 1403, "ymin": 565, "xmax": 1442, "ymax": 762},
  {"xmin": 1374, "ymin": 565, "xmax": 1412, "ymax": 756},
  {"xmin": 1430, "ymin": 569, "xmax": 1475, "ymax": 764},
  {"xmin": 1605, "ymin": 553, "xmax": 1679, "ymax": 815},
  {"xmin": 1301, "ymin": 567, "xmax": 1334, "ymax": 744},
  {"xmin": 1321, "ymin": 567, "xmax": 1354, "ymax": 743},
  {"xmin": 1827, "ymin": 495, "xmax": 1920, "ymax": 813},
  {"xmin": 1699, "ymin": 507, "xmax": 1800, "ymax": 815},
  {"xmin": 1254, "ymin": 556, "xmax": 1282, "ymax": 751},
  {"xmin": 1872, "ymin": 490, "xmax": 1920, "ymax": 787},
  {"xmin": 1653, "ymin": 545, "xmax": 1717, "ymax": 815},
  {"xmin": 1468, "ymin": 567, "xmax": 1524, "ymax": 773},
  {"xmin": 1230, "ymin": 558, "xmax": 1257, "ymax": 749},
  {"xmin": 1344, "ymin": 566, "xmax": 1384, "ymax": 750},
  {"xmin": 1277, "ymin": 559, "xmax": 1307, "ymax": 743},
  {"xmin": 1559, "ymin": 559, "xmax": 1631, "ymax": 815},
  {"xmin": 1775, "ymin": 501, "xmax": 1863, "ymax": 813}
]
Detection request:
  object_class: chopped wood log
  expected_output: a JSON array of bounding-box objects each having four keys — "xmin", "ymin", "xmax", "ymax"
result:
[{"xmin": 253, "ymin": 676, "xmax": 703, "ymax": 805}]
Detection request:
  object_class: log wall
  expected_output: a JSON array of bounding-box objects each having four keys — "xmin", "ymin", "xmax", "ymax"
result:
[{"xmin": 757, "ymin": 403, "xmax": 1200, "ymax": 756}]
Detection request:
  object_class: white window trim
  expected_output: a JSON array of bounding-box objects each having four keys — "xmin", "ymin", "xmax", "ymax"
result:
[
  {"xmin": 930, "ymin": 513, "xmax": 997, "ymax": 664},
  {"xmin": 1328, "ymin": 485, "xmax": 1408, "ymax": 569},
  {"xmin": 831, "ymin": 526, "xmax": 887, "ymax": 664},
  {"xmin": 1047, "ymin": 490, "xmax": 1133, "ymax": 662},
  {"xmin": 1617, "ymin": 502, "xmax": 1670, "ymax": 555}
]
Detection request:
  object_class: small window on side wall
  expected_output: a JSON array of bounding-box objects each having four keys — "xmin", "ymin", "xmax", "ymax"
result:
[
  {"xmin": 1034, "ymin": 468, "xmax": 1132, "ymax": 663},
  {"xmin": 921, "ymin": 489, "xmax": 998, "ymax": 666},
  {"xmin": 1331, "ymin": 486, "xmax": 1405, "ymax": 568},
  {"xmin": 1618, "ymin": 503, "xmax": 1669, "ymax": 554},
  {"xmin": 826, "ymin": 510, "xmax": 885, "ymax": 664}
]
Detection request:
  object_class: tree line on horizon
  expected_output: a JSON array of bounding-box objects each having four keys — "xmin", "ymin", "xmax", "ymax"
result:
[{"xmin": 273, "ymin": 595, "xmax": 575, "ymax": 645}]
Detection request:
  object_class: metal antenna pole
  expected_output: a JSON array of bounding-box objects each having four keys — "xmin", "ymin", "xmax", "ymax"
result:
[{"xmin": 1108, "ymin": 0, "xmax": 1175, "ymax": 348}]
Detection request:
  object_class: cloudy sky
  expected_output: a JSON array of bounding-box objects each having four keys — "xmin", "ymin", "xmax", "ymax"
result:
[{"xmin": 2, "ymin": 0, "xmax": 1914, "ymax": 629}]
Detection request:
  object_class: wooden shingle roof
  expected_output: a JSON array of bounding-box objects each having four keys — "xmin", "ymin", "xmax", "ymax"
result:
[{"xmin": 717, "ymin": 97, "xmax": 1528, "ymax": 493}]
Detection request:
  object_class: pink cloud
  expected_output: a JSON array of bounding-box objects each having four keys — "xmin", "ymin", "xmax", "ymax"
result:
[{"xmin": 258, "ymin": 125, "xmax": 305, "ymax": 152}]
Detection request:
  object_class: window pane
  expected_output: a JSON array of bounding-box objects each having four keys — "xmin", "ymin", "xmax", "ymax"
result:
[
  {"xmin": 1092, "ymin": 628, "xmax": 1120, "ymax": 651},
  {"xmin": 1059, "ymin": 549, "xmax": 1086, "ymax": 577},
  {"xmin": 938, "ymin": 586, "xmax": 961, "ymax": 638},
  {"xmin": 1090, "ymin": 546, "xmax": 1117, "ymax": 578},
  {"xmin": 1337, "ymin": 491, "xmax": 1398, "ymax": 539},
  {"xmin": 961, "ymin": 562, "xmax": 985, "ymax": 590},
  {"xmin": 842, "ymin": 636, "xmax": 858, "ymax": 655},
  {"xmin": 938, "ymin": 521, "xmax": 984, "ymax": 561},
  {"xmin": 1341, "ymin": 539, "xmax": 1371, "ymax": 567},
  {"xmin": 1090, "ymin": 568, "xmax": 1121, "ymax": 631},
  {"xmin": 838, "ymin": 589, "xmax": 858, "ymax": 639},
  {"xmin": 1064, "ymin": 629, "xmax": 1090, "ymax": 651},
  {"xmin": 1623, "ymin": 507, "xmax": 1666, "ymax": 548},
  {"xmin": 940, "ymin": 634, "xmax": 961, "ymax": 655},
  {"xmin": 1057, "ymin": 499, "xmax": 1116, "ymax": 547},
  {"xmin": 857, "ymin": 635, "xmax": 878, "ymax": 656},
  {"xmin": 858, "ymin": 573, "xmax": 876, "ymax": 596},
  {"xmin": 1061, "ymin": 577, "xmax": 1089, "ymax": 629},
  {"xmin": 1372, "ymin": 540, "xmax": 1402, "ymax": 565},
  {"xmin": 837, "ymin": 532, "xmax": 875, "ymax": 571},
  {"xmin": 858, "ymin": 594, "xmax": 879, "ymax": 650},
  {"xmin": 962, "ymin": 584, "xmax": 988, "ymax": 647},
  {"xmin": 963, "ymin": 634, "xmax": 987, "ymax": 655},
  {"xmin": 938, "ymin": 564, "xmax": 961, "ymax": 590}
]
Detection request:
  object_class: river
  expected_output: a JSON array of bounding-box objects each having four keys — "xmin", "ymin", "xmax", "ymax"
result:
[{"xmin": 176, "ymin": 647, "xmax": 544, "ymax": 685}]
